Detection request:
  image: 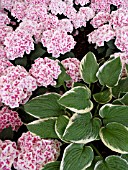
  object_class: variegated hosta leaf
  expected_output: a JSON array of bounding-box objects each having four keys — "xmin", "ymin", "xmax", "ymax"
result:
[
  {"xmin": 96, "ymin": 57, "xmax": 122, "ymax": 87},
  {"xmin": 80, "ymin": 52, "xmax": 99, "ymax": 84},
  {"xmin": 58, "ymin": 86, "xmax": 93, "ymax": 114},
  {"xmin": 99, "ymin": 104, "xmax": 128, "ymax": 126},
  {"xmin": 27, "ymin": 117, "xmax": 58, "ymax": 139},
  {"xmin": 24, "ymin": 93, "xmax": 65, "ymax": 118},
  {"xmin": 94, "ymin": 155, "xmax": 128, "ymax": 170},
  {"xmin": 100, "ymin": 122, "xmax": 128, "ymax": 154},
  {"xmin": 62, "ymin": 112, "xmax": 101, "ymax": 144},
  {"xmin": 42, "ymin": 161, "xmax": 60, "ymax": 170},
  {"xmin": 60, "ymin": 143, "xmax": 94, "ymax": 170}
]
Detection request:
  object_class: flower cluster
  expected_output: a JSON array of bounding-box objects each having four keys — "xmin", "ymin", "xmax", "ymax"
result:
[
  {"xmin": 75, "ymin": 0, "xmax": 90, "ymax": 6},
  {"xmin": 13, "ymin": 132, "xmax": 61, "ymax": 170},
  {"xmin": 0, "ymin": 25, "xmax": 13, "ymax": 45},
  {"xmin": 0, "ymin": 140, "xmax": 18, "ymax": 170},
  {"xmin": 4, "ymin": 29, "xmax": 34, "ymax": 60},
  {"xmin": 41, "ymin": 29, "xmax": 76, "ymax": 57},
  {"xmin": 0, "ymin": 107, "xmax": 23, "ymax": 132},
  {"xmin": 29, "ymin": 57, "xmax": 61, "ymax": 87},
  {"xmin": 0, "ymin": 65, "xmax": 37, "ymax": 108},
  {"xmin": 0, "ymin": 59, "xmax": 13, "ymax": 76},
  {"xmin": 61, "ymin": 58, "xmax": 81, "ymax": 87}
]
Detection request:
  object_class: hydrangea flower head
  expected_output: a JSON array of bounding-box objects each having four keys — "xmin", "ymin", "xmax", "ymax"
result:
[
  {"xmin": 0, "ymin": 59, "xmax": 13, "ymax": 76},
  {"xmin": 0, "ymin": 107, "xmax": 23, "ymax": 132},
  {"xmin": 29, "ymin": 57, "xmax": 61, "ymax": 87},
  {"xmin": 13, "ymin": 131, "xmax": 61, "ymax": 170}
]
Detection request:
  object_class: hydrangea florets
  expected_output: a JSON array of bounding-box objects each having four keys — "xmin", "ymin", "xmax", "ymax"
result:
[
  {"xmin": 29, "ymin": 57, "xmax": 61, "ymax": 87},
  {"xmin": 0, "ymin": 65, "xmax": 37, "ymax": 108},
  {"xmin": 13, "ymin": 131, "xmax": 61, "ymax": 170},
  {"xmin": 75, "ymin": 0, "xmax": 90, "ymax": 6},
  {"xmin": 0, "ymin": 140, "xmax": 18, "ymax": 170},
  {"xmin": 61, "ymin": 58, "xmax": 81, "ymax": 87},
  {"xmin": 0, "ymin": 59, "xmax": 13, "ymax": 76},
  {"xmin": 4, "ymin": 29, "xmax": 34, "ymax": 60},
  {"xmin": 0, "ymin": 107, "xmax": 23, "ymax": 132}
]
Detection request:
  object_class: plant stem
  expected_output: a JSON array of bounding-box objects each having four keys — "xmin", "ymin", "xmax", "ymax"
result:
[
  {"xmin": 63, "ymin": 83, "xmax": 67, "ymax": 91},
  {"xmin": 90, "ymin": 144, "xmax": 103, "ymax": 159}
]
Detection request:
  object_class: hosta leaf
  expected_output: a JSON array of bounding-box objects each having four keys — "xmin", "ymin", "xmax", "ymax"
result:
[
  {"xmin": 80, "ymin": 52, "xmax": 99, "ymax": 84},
  {"xmin": 93, "ymin": 88, "xmax": 112, "ymax": 104},
  {"xmin": 24, "ymin": 93, "xmax": 65, "ymax": 118},
  {"xmin": 112, "ymin": 77, "xmax": 128, "ymax": 98},
  {"xmin": 94, "ymin": 155, "xmax": 128, "ymax": 170},
  {"xmin": 117, "ymin": 93, "xmax": 128, "ymax": 105},
  {"xmin": 96, "ymin": 57, "xmax": 122, "ymax": 87},
  {"xmin": 63, "ymin": 112, "xmax": 101, "ymax": 144},
  {"xmin": 60, "ymin": 143, "xmax": 94, "ymax": 170},
  {"xmin": 86, "ymin": 156, "xmax": 103, "ymax": 170},
  {"xmin": 55, "ymin": 115, "xmax": 69, "ymax": 142},
  {"xmin": 99, "ymin": 104, "xmax": 128, "ymax": 126},
  {"xmin": 42, "ymin": 161, "xmax": 60, "ymax": 170},
  {"xmin": 100, "ymin": 122, "xmax": 128, "ymax": 154},
  {"xmin": 58, "ymin": 86, "xmax": 93, "ymax": 113},
  {"xmin": 121, "ymin": 154, "xmax": 128, "ymax": 162},
  {"xmin": 27, "ymin": 117, "xmax": 58, "ymax": 139}
]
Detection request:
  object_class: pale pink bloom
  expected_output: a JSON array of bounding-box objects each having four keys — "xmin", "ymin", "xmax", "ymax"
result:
[
  {"xmin": 0, "ymin": 65, "xmax": 37, "ymax": 108},
  {"xmin": 0, "ymin": 107, "xmax": 23, "ymax": 132},
  {"xmin": 90, "ymin": 0, "xmax": 110, "ymax": 12},
  {"xmin": 13, "ymin": 132, "xmax": 61, "ymax": 170},
  {"xmin": 4, "ymin": 29, "xmax": 34, "ymax": 60},
  {"xmin": 41, "ymin": 29, "xmax": 76, "ymax": 57},
  {"xmin": 0, "ymin": 25, "xmax": 13, "ymax": 45},
  {"xmin": 61, "ymin": 58, "xmax": 81, "ymax": 87},
  {"xmin": 0, "ymin": 12, "xmax": 10, "ymax": 25},
  {"xmin": 0, "ymin": 58, "xmax": 13, "ymax": 76},
  {"xmin": 88, "ymin": 24, "xmax": 115, "ymax": 47},
  {"xmin": 75, "ymin": 0, "xmax": 90, "ymax": 6},
  {"xmin": 0, "ymin": 45, "xmax": 8, "ymax": 59},
  {"xmin": 63, "ymin": 5, "xmax": 77, "ymax": 19},
  {"xmin": 90, "ymin": 12, "xmax": 110, "ymax": 28},
  {"xmin": 49, "ymin": 0, "xmax": 67, "ymax": 15},
  {"xmin": 0, "ymin": 140, "xmax": 18, "ymax": 170},
  {"xmin": 57, "ymin": 19, "xmax": 73, "ymax": 33},
  {"xmin": 115, "ymin": 26, "xmax": 128, "ymax": 52},
  {"xmin": 29, "ymin": 57, "xmax": 61, "ymax": 87},
  {"xmin": 24, "ymin": 0, "xmax": 51, "ymax": 5}
]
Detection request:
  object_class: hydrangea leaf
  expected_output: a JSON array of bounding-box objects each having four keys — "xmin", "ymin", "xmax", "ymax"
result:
[
  {"xmin": 24, "ymin": 93, "xmax": 65, "ymax": 118},
  {"xmin": 94, "ymin": 155, "xmax": 128, "ymax": 170},
  {"xmin": 60, "ymin": 143, "xmax": 94, "ymax": 170},
  {"xmin": 99, "ymin": 104, "xmax": 128, "ymax": 126},
  {"xmin": 96, "ymin": 57, "xmax": 122, "ymax": 87},
  {"xmin": 112, "ymin": 77, "xmax": 128, "ymax": 98},
  {"xmin": 80, "ymin": 52, "xmax": 99, "ymax": 84},
  {"xmin": 55, "ymin": 115, "xmax": 69, "ymax": 142},
  {"xmin": 63, "ymin": 112, "xmax": 101, "ymax": 144},
  {"xmin": 42, "ymin": 161, "xmax": 60, "ymax": 170},
  {"xmin": 100, "ymin": 122, "xmax": 128, "ymax": 154},
  {"xmin": 93, "ymin": 88, "xmax": 112, "ymax": 104},
  {"xmin": 27, "ymin": 117, "xmax": 59, "ymax": 139},
  {"xmin": 58, "ymin": 86, "xmax": 93, "ymax": 113}
]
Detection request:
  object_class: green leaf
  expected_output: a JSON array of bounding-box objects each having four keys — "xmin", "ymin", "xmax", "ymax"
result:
[
  {"xmin": 42, "ymin": 161, "xmax": 60, "ymax": 170},
  {"xmin": 55, "ymin": 115, "xmax": 69, "ymax": 142},
  {"xmin": 112, "ymin": 77, "xmax": 128, "ymax": 98},
  {"xmin": 93, "ymin": 88, "xmax": 112, "ymax": 104},
  {"xmin": 30, "ymin": 43, "xmax": 46, "ymax": 61},
  {"xmin": 27, "ymin": 117, "xmax": 58, "ymax": 139},
  {"xmin": 58, "ymin": 86, "xmax": 93, "ymax": 114},
  {"xmin": 0, "ymin": 126, "xmax": 13, "ymax": 140},
  {"xmin": 100, "ymin": 122, "xmax": 128, "ymax": 154},
  {"xmin": 15, "ymin": 55, "xmax": 27, "ymax": 67},
  {"xmin": 94, "ymin": 155, "xmax": 128, "ymax": 170},
  {"xmin": 106, "ymin": 40, "xmax": 117, "ymax": 50},
  {"xmin": 86, "ymin": 156, "xmax": 103, "ymax": 170},
  {"xmin": 119, "ymin": 93, "xmax": 128, "ymax": 105},
  {"xmin": 56, "ymin": 63, "xmax": 71, "ymax": 88},
  {"xmin": 121, "ymin": 154, "xmax": 128, "ymax": 162},
  {"xmin": 24, "ymin": 93, "xmax": 65, "ymax": 118},
  {"xmin": 96, "ymin": 57, "xmax": 122, "ymax": 87},
  {"xmin": 80, "ymin": 52, "xmax": 99, "ymax": 84},
  {"xmin": 99, "ymin": 104, "xmax": 128, "ymax": 126},
  {"xmin": 60, "ymin": 143, "xmax": 94, "ymax": 170},
  {"xmin": 63, "ymin": 112, "xmax": 101, "ymax": 144}
]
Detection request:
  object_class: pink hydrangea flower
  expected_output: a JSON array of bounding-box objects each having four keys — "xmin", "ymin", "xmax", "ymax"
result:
[
  {"xmin": 13, "ymin": 131, "xmax": 61, "ymax": 170},
  {"xmin": 57, "ymin": 19, "xmax": 73, "ymax": 33},
  {"xmin": 1, "ymin": 0, "xmax": 14, "ymax": 11},
  {"xmin": 0, "ymin": 12, "xmax": 10, "ymax": 25},
  {"xmin": 0, "ymin": 58, "xmax": 13, "ymax": 76},
  {"xmin": 0, "ymin": 45, "xmax": 8, "ymax": 59},
  {"xmin": 24, "ymin": 0, "xmax": 51, "ymax": 5},
  {"xmin": 115, "ymin": 26, "xmax": 128, "ymax": 52},
  {"xmin": 0, "ymin": 140, "xmax": 18, "ymax": 170},
  {"xmin": 0, "ymin": 65, "xmax": 37, "ymax": 108},
  {"xmin": 41, "ymin": 29, "xmax": 76, "ymax": 57},
  {"xmin": 49, "ymin": 0, "xmax": 67, "ymax": 15},
  {"xmin": 75, "ymin": 0, "xmax": 90, "ymax": 6},
  {"xmin": 29, "ymin": 57, "xmax": 61, "ymax": 87},
  {"xmin": 0, "ymin": 107, "xmax": 23, "ymax": 132},
  {"xmin": 88, "ymin": 24, "xmax": 115, "ymax": 47},
  {"xmin": 4, "ymin": 29, "xmax": 34, "ymax": 60},
  {"xmin": 90, "ymin": 0, "xmax": 110, "ymax": 12},
  {"xmin": 61, "ymin": 58, "xmax": 81, "ymax": 87},
  {"xmin": 90, "ymin": 12, "xmax": 110, "ymax": 28},
  {"xmin": 0, "ymin": 25, "xmax": 13, "ymax": 45}
]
